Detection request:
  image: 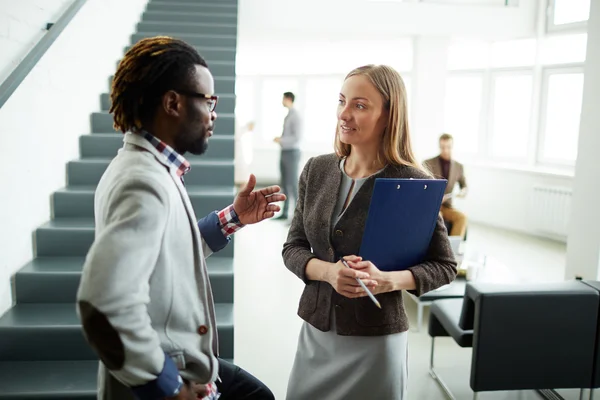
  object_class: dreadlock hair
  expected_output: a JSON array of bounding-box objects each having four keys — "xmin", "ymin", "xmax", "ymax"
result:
[{"xmin": 110, "ymin": 36, "xmax": 208, "ymax": 133}]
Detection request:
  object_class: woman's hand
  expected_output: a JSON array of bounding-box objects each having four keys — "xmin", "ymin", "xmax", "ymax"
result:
[
  {"xmin": 326, "ymin": 256, "xmax": 378, "ymax": 298},
  {"xmin": 345, "ymin": 259, "xmax": 396, "ymax": 295}
]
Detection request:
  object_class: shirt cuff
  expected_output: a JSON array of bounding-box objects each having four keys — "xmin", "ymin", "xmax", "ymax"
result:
[
  {"xmin": 131, "ymin": 353, "xmax": 182, "ymax": 399},
  {"xmin": 217, "ymin": 205, "xmax": 245, "ymax": 237}
]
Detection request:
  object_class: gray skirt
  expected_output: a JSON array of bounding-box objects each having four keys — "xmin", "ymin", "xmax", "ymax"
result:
[{"xmin": 286, "ymin": 308, "xmax": 409, "ymax": 400}]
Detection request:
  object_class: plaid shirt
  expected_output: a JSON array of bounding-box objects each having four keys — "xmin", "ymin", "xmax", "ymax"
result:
[{"xmin": 140, "ymin": 130, "xmax": 244, "ymax": 237}]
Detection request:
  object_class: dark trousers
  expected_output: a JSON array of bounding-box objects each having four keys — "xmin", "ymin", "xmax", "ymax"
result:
[
  {"xmin": 279, "ymin": 149, "xmax": 300, "ymax": 217},
  {"xmin": 100, "ymin": 358, "xmax": 274, "ymax": 400},
  {"xmin": 216, "ymin": 358, "xmax": 274, "ymax": 400}
]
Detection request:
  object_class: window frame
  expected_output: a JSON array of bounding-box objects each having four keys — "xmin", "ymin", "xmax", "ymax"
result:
[{"xmin": 536, "ymin": 65, "xmax": 585, "ymax": 168}]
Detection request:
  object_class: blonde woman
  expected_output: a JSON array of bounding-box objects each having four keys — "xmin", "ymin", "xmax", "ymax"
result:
[{"xmin": 282, "ymin": 65, "xmax": 457, "ymax": 399}]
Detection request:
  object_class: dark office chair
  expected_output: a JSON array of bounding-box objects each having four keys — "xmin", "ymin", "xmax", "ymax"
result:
[{"xmin": 428, "ymin": 280, "xmax": 599, "ymax": 399}]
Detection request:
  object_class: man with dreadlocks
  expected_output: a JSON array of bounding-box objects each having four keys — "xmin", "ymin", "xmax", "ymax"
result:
[{"xmin": 76, "ymin": 37, "xmax": 279, "ymax": 400}]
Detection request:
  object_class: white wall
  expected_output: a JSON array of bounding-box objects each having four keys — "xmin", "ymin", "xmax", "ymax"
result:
[
  {"xmin": 0, "ymin": 0, "xmax": 72, "ymax": 84},
  {"xmin": 238, "ymin": 0, "xmax": 538, "ymax": 41},
  {"xmin": 0, "ymin": 0, "xmax": 147, "ymax": 315},
  {"xmin": 565, "ymin": 0, "xmax": 600, "ymax": 280}
]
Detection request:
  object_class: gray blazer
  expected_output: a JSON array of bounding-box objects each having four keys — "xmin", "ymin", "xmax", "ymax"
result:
[
  {"xmin": 76, "ymin": 133, "xmax": 230, "ymax": 396},
  {"xmin": 282, "ymin": 153, "xmax": 457, "ymax": 335}
]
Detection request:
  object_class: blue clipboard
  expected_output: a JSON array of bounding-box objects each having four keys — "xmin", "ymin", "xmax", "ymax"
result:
[{"xmin": 358, "ymin": 178, "xmax": 447, "ymax": 271}]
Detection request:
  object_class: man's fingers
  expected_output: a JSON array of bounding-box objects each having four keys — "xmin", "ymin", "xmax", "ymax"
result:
[{"xmin": 266, "ymin": 193, "xmax": 286, "ymax": 203}]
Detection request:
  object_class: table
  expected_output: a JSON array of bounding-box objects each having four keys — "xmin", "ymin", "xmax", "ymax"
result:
[{"xmin": 408, "ymin": 252, "xmax": 518, "ymax": 332}]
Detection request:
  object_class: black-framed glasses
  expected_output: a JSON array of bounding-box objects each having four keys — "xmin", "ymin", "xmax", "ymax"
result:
[{"xmin": 176, "ymin": 90, "xmax": 219, "ymax": 112}]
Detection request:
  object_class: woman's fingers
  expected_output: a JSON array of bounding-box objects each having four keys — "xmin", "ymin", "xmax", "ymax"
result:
[{"xmin": 340, "ymin": 267, "xmax": 369, "ymax": 280}]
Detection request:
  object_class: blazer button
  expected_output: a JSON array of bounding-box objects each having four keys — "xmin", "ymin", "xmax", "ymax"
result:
[
  {"xmin": 335, "ymin": 230, "xmax": 343, "ymax": 237},
  {"xmin": 328, "ymin": 247, "xmax": 333, "ymax": 254},
  {"xmin": 197, "ymin": 325, "xmax": 208, "ymax": 335}
]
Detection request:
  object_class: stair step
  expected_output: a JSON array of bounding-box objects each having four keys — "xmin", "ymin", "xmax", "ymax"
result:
[
  {"xmin": 35, "ymin": 218, "xmax": 234, "ymax": 258},
  {"xmin": 137, "ymin": 21, "xmax": 236, "ymax": 36},
  {"xmin": 143, "ymin": 10, "xmax": 238, "ymax": 24},
  {"xmin": 66, "ymin": 158, "xmax": 234, "ymax": 187},
  {"xmin": 123, "ymin": 44, "xmax": 236, "ymax": 63},
  {"xmin": 0, "ymin": 360, "xmax": 97, "ymax": 399},
  {"xmin": 108, "ymin": 75, "xmax": 235, "ymax": 94},
  {"xmin": 53, "ymin": 184, "xmax": 235, "ymax": 218},
  {"xmin": 91, "ymin": 111, "xmax": 235, "ymax": 134},
  {"xmin": 100, "ymin": 92, "xmax": 235, "ymax": 114},
  {"xmin": 153, "ymin": 0, "xmax": 238, "ymax": 4},
  {"xmin": 147, "ymin": 2, "xmax": 238, "ymax": 15},
  {"xmin": 0, "ymin": 303, "xmax": 234, "ymax": 361},
  {"xmin": 80, "ymin": 133, "xmax": 234, "ymax": 159},
  {"xmin": 132, "ymin": 32, "xmax": 237, "ymax": 48},
  {"xmin": 14, "ymin": 257, "xmax": 234, "ymax": 304}
]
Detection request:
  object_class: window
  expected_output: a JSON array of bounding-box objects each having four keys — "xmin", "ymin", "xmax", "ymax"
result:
[
  {"xmin": 234, "ymin": 78, "xmax": 255, "ymax": 131},
  {"xmin": 443, "ymin": 75, "xmax": 483, "ymax": 154},
  {"xmin": 303, "ymin": 77, "xmax": 344, "ymax": 146},
  {"xmin": 489, "ymin": 74, "xmax": 533, "ymax": 159},
  {"xmin": 539, "ymin": 71, "xmax": 584, "ymax": 164},
  {"xmin": 548, "ymin": 0, "xmax": 590, "ymax": 31},
  {"xmin": 552, "ymin": 0, "xmax": 590, "ymax": 25},
  {"xmin": 258, "ymin": 78, "xmax": 300, "ymax": 143},
  {"xmin": 539, "ymin": 33, "xmax": 587, "ymax": 65}
]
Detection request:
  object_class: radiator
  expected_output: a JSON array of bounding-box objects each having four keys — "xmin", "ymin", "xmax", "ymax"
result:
[{"xmin": 531, "ymin": 185, "xmax": 572, "ymax": 237}]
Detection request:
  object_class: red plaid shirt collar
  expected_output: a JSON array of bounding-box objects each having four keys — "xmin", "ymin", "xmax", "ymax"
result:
[{"xmin": 139, "ymin": 130, "xmax": 191, "ymax": 178}]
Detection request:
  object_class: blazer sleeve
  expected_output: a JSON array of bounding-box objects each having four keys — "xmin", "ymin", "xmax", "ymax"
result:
[
  {"xmin": 457, "ymin": 163, "xmax": 467, "ymax": 189},
  {"xmin": 76, "ymin": 177, "xmax": 182, "ymax": 398},
  {"xmin": 407, "ymin": 212, "xmax": 458, "ymax": 297},
  {"xmin": 282, "ymin": 157, "xmax": 317, "ymax": 283}
]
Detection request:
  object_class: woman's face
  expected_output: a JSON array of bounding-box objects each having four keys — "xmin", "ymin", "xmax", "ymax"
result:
[{"xmin": 337, "ymin": 75, "xmax": 388, "ymax": 148}]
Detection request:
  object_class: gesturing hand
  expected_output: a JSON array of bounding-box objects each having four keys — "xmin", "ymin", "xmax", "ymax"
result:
[
  {"xmin": 327, "ymin": 256, "xmax": 378, "ymax": 298},
  {"xmin": 233, "ymin": 174, "xmax": 287, "ymax": 225}
]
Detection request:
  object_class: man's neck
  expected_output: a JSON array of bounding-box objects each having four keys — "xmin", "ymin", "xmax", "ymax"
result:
[{"xmin": 141, "ymin": 125, "xmax": 180, "ymax": 153}]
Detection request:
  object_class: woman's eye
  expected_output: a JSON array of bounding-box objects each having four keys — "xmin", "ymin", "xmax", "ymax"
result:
[
  {"xmin": 338, "ymin": 99, "xmax": 345, "ymax": 105},
  {"xmin": 357, "ymin": 103, "xmax": 366, "ymax": 109}
]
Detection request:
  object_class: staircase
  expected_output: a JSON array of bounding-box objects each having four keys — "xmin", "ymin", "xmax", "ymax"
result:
[{"xmin": 0, "ymin": 0, "xmax": 238, "ymax": 398}]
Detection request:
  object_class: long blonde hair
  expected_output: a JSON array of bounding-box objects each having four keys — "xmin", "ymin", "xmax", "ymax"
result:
[{"xmin": 334, "ymin": 64, "xmax": 427, "ymax": 174}]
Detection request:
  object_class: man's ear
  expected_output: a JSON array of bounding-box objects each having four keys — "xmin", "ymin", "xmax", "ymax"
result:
[{"xmin": 162, "ymin": 90, "xmax": 181, "ymax": 117}]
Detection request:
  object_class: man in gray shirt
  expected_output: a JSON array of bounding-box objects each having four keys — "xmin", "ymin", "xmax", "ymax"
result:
[{"xmin": 273, "ymin": 92, "xmax": 302, "ymax": 220}]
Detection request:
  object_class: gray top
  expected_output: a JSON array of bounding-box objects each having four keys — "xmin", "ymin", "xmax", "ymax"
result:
[
  {"xmin": 331, "ymin": 158, "xmax": 371, "ymax": 229},
  {"xmin": 280, "ymin": 107, "xmax": 302, "ymax": 150}
]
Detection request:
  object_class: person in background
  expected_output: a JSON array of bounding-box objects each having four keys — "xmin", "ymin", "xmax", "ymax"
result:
[
  {"xmin": 273, "ymin": 92, "xmax": 302, "ymax": 221},
  {"xmin": 282, "ymin": 64, "xmax": 457, "ymax": 400},
  {"xmin": 76, "ymin": 37, "xmax": 278, "ymax": 400},
  {"xmin": 424, "ymin": 133, "xmax": 468, "ymax": 238}
]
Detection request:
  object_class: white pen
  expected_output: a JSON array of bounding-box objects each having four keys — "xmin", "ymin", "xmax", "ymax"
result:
[{"xmin": 340, "ymin": 257, "xmax": 382, "ymax": 309}]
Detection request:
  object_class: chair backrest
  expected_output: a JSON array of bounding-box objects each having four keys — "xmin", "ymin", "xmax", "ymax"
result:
[{"xmin": 465, "ymin": 281, "xmax": 599, "ymax": 392}]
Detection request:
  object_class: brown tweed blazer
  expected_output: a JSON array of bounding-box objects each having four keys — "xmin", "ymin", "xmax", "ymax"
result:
[{"xmin": 282, "ymin": 153, "xmax": 457, "ymax": 336}]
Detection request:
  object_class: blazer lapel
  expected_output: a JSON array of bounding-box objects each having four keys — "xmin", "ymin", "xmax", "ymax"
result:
[
  {"xmin": 122, "ymin": 133, "xmax": 202, "ymax": 247},
  {"xmin": 448, "ymin": 160, "xmax": 459, "ymax": 189},
  {"xmin": 323, "ymin": 158, "xmax": 343, "ymax": 233},
  {"xmin": 429, "ymin": 156, "xmax": 442, "ymax": 178}
]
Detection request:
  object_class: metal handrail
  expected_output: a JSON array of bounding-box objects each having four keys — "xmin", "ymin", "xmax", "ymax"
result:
[{"xmin": 0, "ymin": 0, "xmax": 88, "ymax": 109}]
